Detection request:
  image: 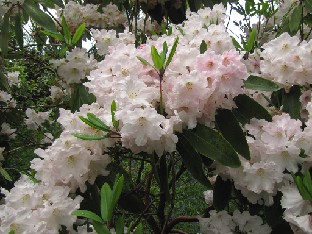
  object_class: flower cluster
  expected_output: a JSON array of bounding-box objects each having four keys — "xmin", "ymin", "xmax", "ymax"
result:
[
  {"xmin": 50, "ymin": 48, "xmax": 97, "ymax": 89},
  {"xmin": 198, "ymin": 210, "xmax": 271, "ymax": 234},
  {"xmin": 260, "ymin": 33, "xmax": 312, "ymax": 86},
  {"xmin": 58, "ymin": 1, "xmax": 126, "ymax": 31}
]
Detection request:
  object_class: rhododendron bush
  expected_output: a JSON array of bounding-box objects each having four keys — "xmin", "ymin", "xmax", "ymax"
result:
[{"xmin": 2, "ymin": 0, "xmax": 312, "ymax": 233}]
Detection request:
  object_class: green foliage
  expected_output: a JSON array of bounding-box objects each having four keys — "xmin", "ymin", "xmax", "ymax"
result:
[
  {"xmin": 177, "ymin": 134, "xmax": 211, "ymax": 187},
  {"xmin": 294, "ymin": 171, "xmax": 312, "ymax": 200},
  {"xmin": 182, "ymin": 124, "xmax": 241, "ymax": 168},
  {"xmin": 244, "ymin": 75, "xmax": 281, "ymax": 92},
  {"xmin": 213, "ymin": 176, "xmax": 232, "ymax": 210},
  {"xmin": 234, "ymin": 94, "xmax": 272, "ymax": 123},
  {"xmin": 23, "ymin": 0, "xmax": 57, "ymax": 32},
  {"xmin": 216, "ymin": 109, "xmax": 250, "ymax": 160}
]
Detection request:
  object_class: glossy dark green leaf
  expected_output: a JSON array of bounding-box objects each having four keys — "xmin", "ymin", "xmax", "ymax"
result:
[
  {"xmin": 72, "ymin": 210, "xmax": 104, "ymax": 223},
  {"xmin": 0, "ymin": 167, "xmax": 12, "ymax": 181},
  {"xmin": 72, "ymin": 23, "xmax": 85, "ymax": 45},
  {"xmin": 244, "ymin": 75, "xmax": 281, "ymax": 91},
  {"xmin": 281, "ymin": 85, "xmax": 301, "ymax": 119},
  {"xmin": 200, "ymin": 40, "xmax": 207, "ymax": 54},
  {"xmin": 183, "ymin": 125, "xmax": 241, "ymax": 168},
  {"xmin": 23, "ymin": 0, "xmax": 57, "ymax": 32},
  {"xmin": 72, "ymin": 133, "xmax": 108, "ymax": 140},
  {"xmin": 213, "ymin": 176, "xmax": 232, "ymax": 210},
  {"xmin": 151, "ymin": 45, "xmax": 163, "ymax": 69},
  {"xmin": 289, "ymin": 5, "xmax": 302, "ymax": 35},
  {"xmin": 69, "ymin": 84, "xmax": 96, "ymax": 112},
  {"xmin": 177, "ymin": 134, "xmax": 211, "ymax": 187},
  {"xmin": 15, "ymin": 15, "xmax": 24, "ymax": 48},
  {"xmin": 216, "ymin": 109, "xmax": 250, "ymax": 160},
  {"xmin": 93, "ymin": 221, "xmax": 110, "ymax": 234},
  {"xmin": 165, "ymin": 37, "xmax": 179, "ymax": 67},
  {"xmin": 234, "ymin": 94, "xmax": 272, "ymax": 123},
  {"xmin": 1, "ymin": 13, "xmax": 10, "ymax": 57}
]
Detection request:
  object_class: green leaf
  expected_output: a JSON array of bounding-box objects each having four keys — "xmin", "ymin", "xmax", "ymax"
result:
[
  {"xmin": 79, "ymin": 116, "xmax": 108, "ymax": 132},
  {"xmin": 281, "ymin": 85, "xmax": 301, "ymax": 119},
  {"xmin": 1, "ymin": 13, "xmax": 10, "ymax": 57},
  {"xmin": 213, "ymin": 176, "xmax": 232, "ymax": 210},
  {"xmin": 303, "ymin": 171, "xmax": 312, "ymax": 197},
  {"xmin": 0, "ymin": 167, "xmax": 12, "ymax": 181},
  {"xmin": 116, "ymin": 215, "xmax": 125, "ymax": 234},
  {"xmin": 231, "ymin": 36, "xmax": 243, "ymax": 50},
  {"xmin": 160, "ymin": 41, "xmax": 168, "ymax": 62},
  {"xmin": 295, "ymin": 175, "xmax": 311, "ymax": 200},
  {"xmin": 72, "ymin": 210, "xmax": 104, "ymax": 223},
  {"xmin": 111, "ymin": 175, "xmax": 124, "ymax": 210},
  {"xmin": 41, "ymin": 30, "xmax": 64, "ymax": 41},
  {"xmin": 93, "ymin": 221, "xmax": 110, "ymax": 234},
  {"xmin": 246, "ymin": 28, "xmax": 256, "ymax": 51},
  {"xmin": 62, "ymin": 16, "xmax": 71, "ymax": 45},
  {"xmin": 72, "ymin": 23, "xmax": 85, "ymax": 45},
  {"xmin": 151, "ymin": 45, "xmax": 163, "ymax": 70},
  {"xmin": 216, "ymin": 109, "xmax": 250, "ymax": 160},
  {"xmin": 0, "ymin": 70, "xmax": 9, "ymax": 90},
  {"xmin": 289, "ymin": 5, "xmax": 302, "ymax": 35},
  {"xmin": 101, "ymin": 183, "xmax": 112, "ymax": 221},
  {"xmin": 177, "ymin": 134, "xmax": 211, "ymax": 187},
  {"xmin": 244, "ymin": 75, "xmax": 281, "ymax": 91},
  {"xmin": 87, "ymin": 113, "xmax": 111, "ymax": 132},
  {"xmin": 15, "ymin": 15, "xmax": 24, "ymax": 48},
  {"xmin": 134, "ymin": 223, "xmax": 143, "ymax": 234},
  {"xmin": 69, "ymin": 84, "xmax": 96, "ymax": 112},
  {"xmin": 23, "ymin": 0, "xmax": 57, "ymax": 32},
  {"xmin": 183, "ymin": 125, "xmax": 241, "ymax": 168},
  {"xmin": 165, "ymin": 37, "xmax": 179, "ymax": 68},
  {"xmin": 200, "ymin": 40, "xmax": 207, "ymax": 54},
  {"xmin": 111, "ymin": 100, "xmax": 118, "ymax": 129},
  {"xmin": 72, "ymin": 133, "xmax": 108, "ymax": 140},
  {"xmin": 234, "ymin": 94, "xmax": 272, "ymax": 123},
  {"xmin": 137, "ymin": 56, "xmax": 152, "ymax": 66},
  {"xmin": 9, "ymin": 230, "xmax": 15, "ymax": 234},
  {"xmin": 305, "ymin": 0, "xmax": 312, "ymax": 12}
]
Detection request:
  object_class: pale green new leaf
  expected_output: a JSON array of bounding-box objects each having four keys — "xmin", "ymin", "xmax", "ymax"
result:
[
  {"xmin": 62, "ymin": 16, "xmax": 71, "ymax": 45},
  {"xmin": 72, "ymin": 133, "xmax": 108, "ymax": 140},
  {"xmin": 165, "ymin": 37, "xmax": 179, "ymax": 67},
  {"xmin": 72, "ymin": 23, "xmax": 85, "ymax": 45},
  {"xmin": 72, "ymin": 210, "xmax": 104, "ymax": 223},
  {"xmin": 151, "ymin": 46, "xmax": 163, "ymax": 70}
]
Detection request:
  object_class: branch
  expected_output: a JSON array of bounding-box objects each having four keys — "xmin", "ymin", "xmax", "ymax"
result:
[{"xmin": 162, "ymin": 216, "xmax": 199, "ymax": 234}]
